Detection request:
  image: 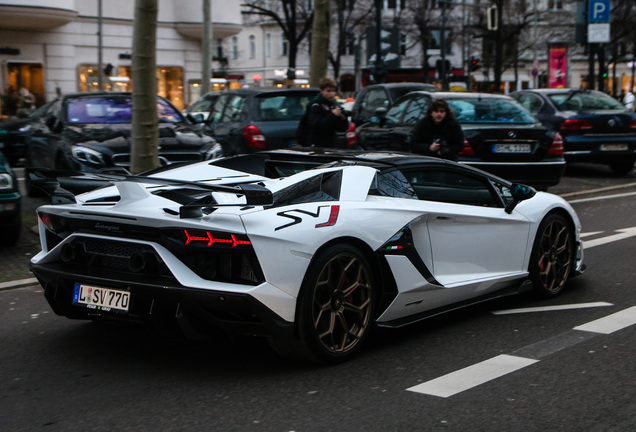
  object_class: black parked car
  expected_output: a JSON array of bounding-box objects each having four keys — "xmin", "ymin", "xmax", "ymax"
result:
[
  {"xmin": 192, "ymin": 87, "xmax": 357, "ymax": 155},
  {"xmin": 24, "ymin": 92, "xmax": 222, "ymax": 196},
  {"xmin": 0, "ymin": 150, "xmax": 21, "ymax": 245},
  {"xmin": 356, "ymin": 91, "xmax": 566, "ymax": 188},
  {"xmin": 0, "ymin": 100, "xmax": 56, "ymax": 165},
  {"xmin": 350, "ymin": 82, "xmax": 439, "ymax": 126},
  {"xmin": 511, "ymin": 88, "xmax": 636, "ymax": 174}
]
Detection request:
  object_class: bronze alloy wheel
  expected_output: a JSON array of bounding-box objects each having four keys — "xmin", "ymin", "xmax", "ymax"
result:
[
  {"xmin": 531, "ymin": 214, "xmax": 573, "ymax": 297},
  {"xmin": 309, "ymin": 250, "xmax": 374, "ymax": 354}
]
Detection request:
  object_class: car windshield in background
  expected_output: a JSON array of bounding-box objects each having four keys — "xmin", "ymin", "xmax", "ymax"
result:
[
  {"xmin": 547, "ymin": 91, "xmax": 626, "ymax": 111},
  {"xmin": 255, "ymin": 95, "xmax": 313, "ymax": 121},
  {"xmin": 446, "ymin": 98, "xmax": 537, "ymax": 124},
  {"xmin": 65, "ymin": 96, "xmax": 182, "ymax": 124}
]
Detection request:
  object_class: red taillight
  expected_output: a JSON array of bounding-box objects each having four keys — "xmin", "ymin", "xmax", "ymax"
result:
[
  {"xmin": 459, "ymin": 137, "xmax": 474, "ymax": 155},
  {"xmin": 630, "ymin": 119, "xmax": 636, "ymax": 129},
  {"xmin": 346, "ymin": 122, "xmax": 357, "ymax": 147},
  {"xmin": 183, "ymin": 229, "xmax": 251, "ymax": 248},
  {"xmin": 39, "ymin": 213, "xmax": 53, "ymax": 230},
  {"xmin": 243, "ymin": 125, "xmax": 266, "ymax": 149},
  {"xmin": 560, "ymin": 119, "xmax": 593, "ymax": 131},
  {"xmin": 548, "ymin": 132, "xmax": 564, "ymax": 156}
]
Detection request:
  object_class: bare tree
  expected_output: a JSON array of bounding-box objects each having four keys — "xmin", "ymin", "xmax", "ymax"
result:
[
  {"xmin": 241, "ymin": 0, "xmax": 314, "ymax": 73},
  {"xmin": 130, "ymin": 0, "xmax": 159, "ymax": 174},
  {"xmin": 328, "ymin": 0, "xmax": 374, "ymax": 83}
]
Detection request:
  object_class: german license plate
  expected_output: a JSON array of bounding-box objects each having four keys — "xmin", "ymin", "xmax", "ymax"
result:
[
  {"xmin": 73, "ymin": 283, "xmax": 130, "ymax": 313},
  {"xmin": 600, "ymin": 144, "xmax": 628, "ymax": 151},
  {"xmin": 492, "ymin": 143, "xmax": 531, "ymax": 153}
]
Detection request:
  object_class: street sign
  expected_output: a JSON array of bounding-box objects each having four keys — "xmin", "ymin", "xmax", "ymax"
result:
[
  {"xmin": 588, "ymin": 0, "xmax": 610, "ymax": 23},
  {"xmin": 588, "ymin": 23, "xmax": 610, "ymax": 43}
]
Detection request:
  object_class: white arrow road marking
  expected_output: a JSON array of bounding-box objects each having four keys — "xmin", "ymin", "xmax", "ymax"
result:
[
  {"xmin": 490, "ymin": 302, "xmax": 613, "ymax": 315},
  {"xmin": 582, "ymin": 226, "xmax": 636, "ymax": 249}
]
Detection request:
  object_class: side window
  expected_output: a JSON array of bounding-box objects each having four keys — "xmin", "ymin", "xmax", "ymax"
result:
[
  {"xmin": 404, "ymin": 168, "xmax": 499, "ymax": 207},
  {"xmin": 208, "ymin": 95, "xmax": 228, "ymax": 123},
  {"xmin": 219, "ymin": 95, "xmax": 246, "ymax": 123},
  {"xmin": 402, "ymin": 98, "xmax": 428, "ymax": 124},
  {"xmin": 515, "ymin": 93, "xmax": 542, "ymax": 114},
  {"xmin": 362, "ymin": 88, "xmax": 389, "ymax": 119}
]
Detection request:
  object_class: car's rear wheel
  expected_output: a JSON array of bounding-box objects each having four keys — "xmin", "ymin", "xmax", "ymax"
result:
[
  {"xmin": 529, "ymin": 213, "xmax": 574, "ymax": 297},
  {"xmin": 609, "ymin": 160, "xmax": 635, "ymax": 175},
  {"xmin": 270, "ymin": 244, "xmax": 375, "ymax": 363}
]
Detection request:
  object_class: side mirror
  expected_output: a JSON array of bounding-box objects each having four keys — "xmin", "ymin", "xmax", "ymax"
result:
[
  {"xmin": 370, "ymin": 107, "xmax": 388, "ymax": 125},
  {"xmin": 505, "ymin": 183, "xmax": 536, "ymax": 214},
  {"xmin": 187, "ymin": 113, "xmax": 205, "ymax": 124},
  {"xmin": 45, "ymin": 114, "xmax": 63, "ymax": 133}
]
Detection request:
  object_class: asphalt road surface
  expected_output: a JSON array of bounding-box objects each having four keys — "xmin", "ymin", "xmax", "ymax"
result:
[{"xmin": 2, "ymin": 164, "xmax": 636, "ymax": 431}]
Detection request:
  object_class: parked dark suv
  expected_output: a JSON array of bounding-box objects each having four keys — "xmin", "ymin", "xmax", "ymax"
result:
[
  {"xmin": 350, "ymin": 82, "xmax": 439, "ymax": 126},
  {"xmin": 191, "ymin": 87, "xmax": 357, "ymax": 155}
]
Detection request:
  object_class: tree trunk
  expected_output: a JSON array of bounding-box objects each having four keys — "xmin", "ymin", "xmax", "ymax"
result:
[
  {"xmin": 131, "ymin": 0, "xmax": 159, "ymax": 174},
  {"xmin": 309, "ymin": 0, "xmax": 330, "ymax": 88}
]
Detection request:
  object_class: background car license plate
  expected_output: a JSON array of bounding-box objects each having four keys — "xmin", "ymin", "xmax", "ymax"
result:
[
  {"xmin": 600, "ymin": 144, "xmax": 628, "ymax": 151},
  {"xmin": 492, "ymin": 143, "xmax": 531, "ymax": 153},
  {"xmin": 73, "ymin": 283, "xmax": 130, "ymax": 312}
]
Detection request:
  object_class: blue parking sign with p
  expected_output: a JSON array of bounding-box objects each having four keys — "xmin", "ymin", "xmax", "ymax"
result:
[{"xmin": 589, "ymin": 0, "xmax": 610, "ymax": 23}]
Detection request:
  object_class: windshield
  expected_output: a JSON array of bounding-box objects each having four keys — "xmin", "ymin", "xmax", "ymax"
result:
[
  {"xmin": 65, "ymin": 95, "xmax": 183, "ymax": 124},
  {"xmin": 255, "ymin": 94, "xmax": 316, "ymax": 121},
  {"xmin": 446, "ymin": 98, "xmax": 537, "ymax": 124},
  {"xmin": 547, "ymin": 91, "xmax": 626, "ymax": 111}
]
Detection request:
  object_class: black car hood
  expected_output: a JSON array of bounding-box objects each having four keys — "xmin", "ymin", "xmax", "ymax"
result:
[{"xmin": 64, "ymin": 123, "xmax": 211, "ymax": 149}]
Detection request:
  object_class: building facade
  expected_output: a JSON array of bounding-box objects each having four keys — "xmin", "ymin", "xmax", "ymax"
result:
[{"xmin": 0, "ymin": 0, "xmax": 242, "ymax": 116}]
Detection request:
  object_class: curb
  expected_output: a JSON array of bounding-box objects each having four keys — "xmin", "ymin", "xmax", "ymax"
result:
[{"xmin": 0, "ymin": 277, "xmax": 39, "ymax": 291}]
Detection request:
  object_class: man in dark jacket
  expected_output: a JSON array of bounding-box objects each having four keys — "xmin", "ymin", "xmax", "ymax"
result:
[
  {"xmin": 410, "ymin": 99, "xmax": 464, "ymax": 161},
  {"xmin": 305, "ymin": 78, "xmax": 349, "ymax": 147}
]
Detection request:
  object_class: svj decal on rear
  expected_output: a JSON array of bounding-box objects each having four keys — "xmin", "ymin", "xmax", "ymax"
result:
[{"xmin": 275, "ymin": 205, "xmax": 340, "ymax": 231}]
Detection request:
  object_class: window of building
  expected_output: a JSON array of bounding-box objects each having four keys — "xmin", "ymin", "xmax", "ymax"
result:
[
  {"xmin": 78, "ymin": 64, "xmax": 130, "ymax": 93},
  {"xmin": 116, "ymin": 66, "xmax": 184, "ymax": 110},
  {"xmin": 232, "ymin": 36, "xmax": 239, "ymax": 60},
  {"xmin": 386, "ymin": 0, "xmax": 406, "ymax": 10},
  {"xmin": 249, "ymin": 35, "xmax": 256, "ymax": 59},
  {"xmin": 548, "ymin": 0, "xmax": 563, "ymax": 10},
  {"xmin": 215, "ymin": 38, "xmax": 223, "ymax": 59},
  {"xmin": 281, "ymin": 33, "xmax": 288, "ymax": 56},
  {"xmin": 266, "ymin": 33, "xmax": 272, "ymax": 58}
]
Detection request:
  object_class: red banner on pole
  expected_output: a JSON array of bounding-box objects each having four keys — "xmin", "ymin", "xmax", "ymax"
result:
[{"xmin": 548, "ymin": 45, "xmax": 568, "ymax": 88}]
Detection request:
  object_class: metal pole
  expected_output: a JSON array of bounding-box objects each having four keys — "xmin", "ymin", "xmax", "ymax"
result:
[
  {"xmin": 98, "ymin": 0, "xmax": 103, "ymax": 91},
  {"xmin": 373, "ymin": 0, "xmax": 386, "ymax": 83},
  {"xmin": 201, "ymin": 0, "xmax": 212, "ymax": 96},
  {"xmin": 440, "ymin": 0, "xmax": 448, "ymax": 90}
]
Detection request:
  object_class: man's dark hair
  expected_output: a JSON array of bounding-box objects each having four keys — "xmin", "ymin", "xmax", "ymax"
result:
[
  {"xmin": 319, "ymin": 78, "xmax": 338, "ymax": 90},
  {"xmin": 426, "ymin": 99, "xmax": 456, "ymax": 121}
]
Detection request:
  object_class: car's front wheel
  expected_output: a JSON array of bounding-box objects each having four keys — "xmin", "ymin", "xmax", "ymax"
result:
[
  {"xmin": 529, "ymin": 213, "xmax": 574, "ymax": 297},
  {"xmin": 270, "ymin": 244, "xmax": 376, "ymax": 363}
]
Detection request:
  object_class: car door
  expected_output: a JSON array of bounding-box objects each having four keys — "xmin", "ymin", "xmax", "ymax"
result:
[{"xmin": 403, "ymin": 166, "xmax": 531, "ymax": 289}]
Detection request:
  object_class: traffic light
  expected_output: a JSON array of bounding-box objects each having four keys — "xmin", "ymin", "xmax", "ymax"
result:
[
  {"xmin": 470, "ymin": 57, "xmax": 481, "ymax": 71},
  {"xmin": 487, "ymin": 5, "xmax": 498, "ymax": 31}
]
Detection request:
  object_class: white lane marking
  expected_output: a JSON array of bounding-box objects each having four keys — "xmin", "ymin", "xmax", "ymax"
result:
[
  {"xmin": 569, "ymin": 191, "xmax": 636, "ymax": 204},
  {"xmin": 407, "ymin": 355, "xmax": 538, "ymax": 398},
  {"xmin": 574, "ymin": 306, "xmax": 636, "ymax": 334},
  {"xmin": 580, "ymin": 231, "xmax": 603, "ymax": 238},
  {"xmin": 491, "ymin": 302, "xmax": 613, "ymax": 315},
  {"xmin": 582, "ymin": 226, "xmax": 636, "ymax": 249},
  {"xmin": 560, "ymin": 182, "xmax": 636, "ymax": 199}
]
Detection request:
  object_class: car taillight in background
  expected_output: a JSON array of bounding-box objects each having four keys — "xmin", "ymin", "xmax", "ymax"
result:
[
  {"xmin": 243, "ymin": 125, "xmax": 266, "ymax": 149},
  {"xmin": 630, "ymin": 119, "xmax": 636, "ymax": 129},
  {"xmin": 560, "ymin": 119, "xmax": 593, "ymax": 131},
  {"xmin": 459, "ymin": 137, "xmax": 475, "ymax": 156},
  {"xmin": 548, "ymin": 132, "xmax": 564, "ymax": 156},
  {"xmin": 346, "ymin": 122, "xmax": 357, "ymax": 147}
]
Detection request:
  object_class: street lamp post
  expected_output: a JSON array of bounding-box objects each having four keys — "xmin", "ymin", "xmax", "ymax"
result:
[{"xmin": 373, "ymin": 0, "xmax": 387, "ymax": 83}]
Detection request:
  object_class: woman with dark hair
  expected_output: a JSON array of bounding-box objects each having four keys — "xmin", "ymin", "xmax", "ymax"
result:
[{"xmin": 410, "ymin": 99, "xmax": 464, "ymax": 161}]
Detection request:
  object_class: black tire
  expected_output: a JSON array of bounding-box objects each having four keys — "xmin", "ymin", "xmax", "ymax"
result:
[
  {"xmin": 529, "ymin": 213, "xmax": 574, "ymax": 297},
  {"xmin": 609, "ymin": 160, "xmax": 635, "ymax": 175},
  {"xmin": 270, "ymin": 244, "xmax": 376, "ymax": 363}
]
